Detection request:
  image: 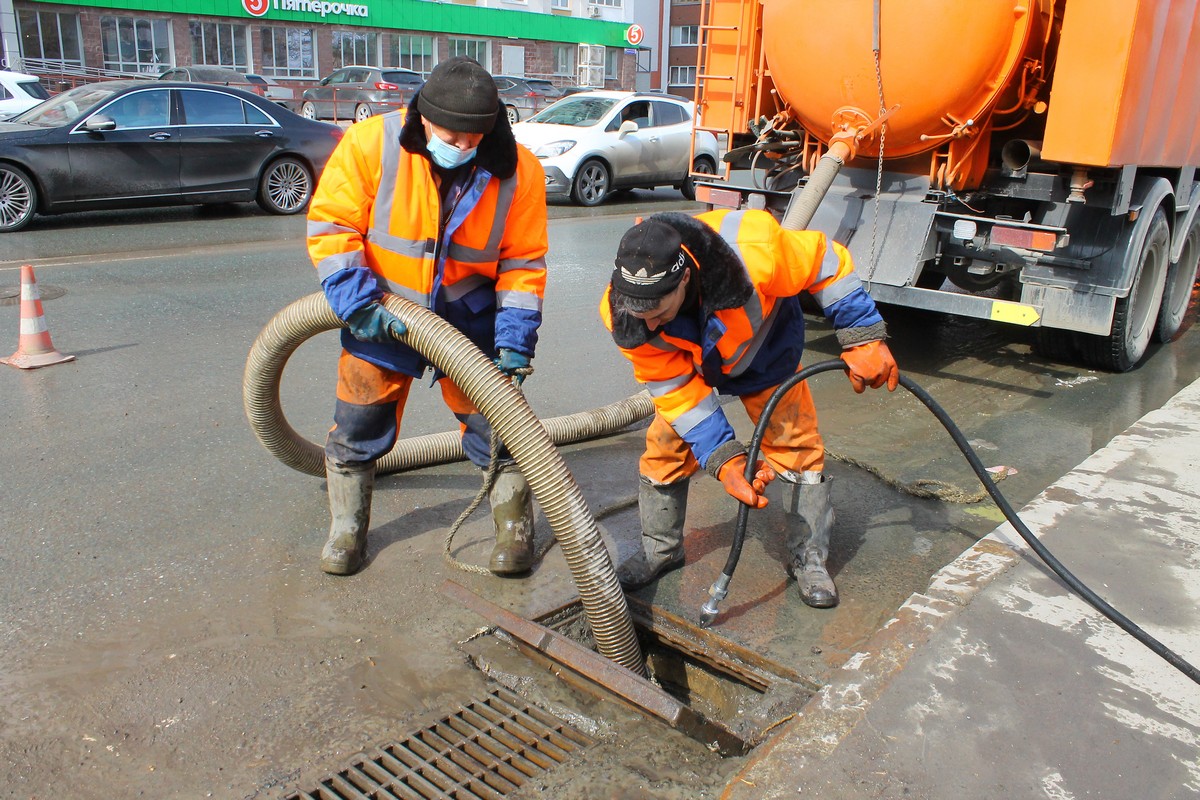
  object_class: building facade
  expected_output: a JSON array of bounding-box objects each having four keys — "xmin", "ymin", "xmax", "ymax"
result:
[
  {"xmin": 6, "ymin": 0, "xmax": 641, "ymax": 92},
  {"xmin": 630, "ymin": 0, "xmax": 702, "ymax": 102}
]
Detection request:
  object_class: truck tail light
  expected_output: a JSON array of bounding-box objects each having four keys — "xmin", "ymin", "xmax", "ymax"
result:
[{"xmin": 991, "ymin": 225, "xmax": 1059, "ymax": 252}]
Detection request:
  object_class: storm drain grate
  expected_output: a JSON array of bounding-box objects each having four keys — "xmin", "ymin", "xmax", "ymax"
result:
[{"xmin": 285, "ymin": 687, "xmax": 593, "ymax": 799}]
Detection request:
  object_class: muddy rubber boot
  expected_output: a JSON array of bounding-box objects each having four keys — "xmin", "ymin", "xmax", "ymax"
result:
[
  {"xmin": 488, "ymin": 465, "xmax": 535, "ymax": 575},
  {"xmin": 617, "ymin": 477, "xmax": 689, "ymax": 590},
  {"xmin": 320, "ymin": 457, "xmax": 374, "ymax": 576},
  {"xmin": 782, "ymin": 471, "xmax": 838, "ymax": 608}
]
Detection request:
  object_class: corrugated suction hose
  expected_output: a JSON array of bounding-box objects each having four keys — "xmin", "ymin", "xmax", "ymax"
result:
[
  {"xmin": 243, "ymin": 292, "xmax": 648, "ymax": 675},
  {"xmin": 781, "ymin": 149, "xmax": 846, "ymax": 232}
]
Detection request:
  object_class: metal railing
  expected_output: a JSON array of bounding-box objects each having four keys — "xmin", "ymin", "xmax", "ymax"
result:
[{"xmin": 21, "ymin": 58, "xmax": 157, "ymax": 92}]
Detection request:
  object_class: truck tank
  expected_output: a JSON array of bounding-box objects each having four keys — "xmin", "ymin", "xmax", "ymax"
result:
[
  {"xmin": 762, "ymin": 0, "xmax": 1048, "ymax": 161},
  {"xmin": 692, "ymin": 0, "xmax": 1200, "ymax": 372}
]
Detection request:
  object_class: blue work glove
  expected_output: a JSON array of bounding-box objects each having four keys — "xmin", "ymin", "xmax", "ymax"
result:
[
  {"xmin": 346, "ymin": 303, "xmax": 407, "ymax": 343},
  {"xmin": 494, "ymin": 348, "xmax": 531, "ymax": 385}
]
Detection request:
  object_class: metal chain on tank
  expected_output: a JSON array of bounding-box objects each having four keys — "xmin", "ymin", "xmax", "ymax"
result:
[{"xmin": 868, "ymin": 37, "xmax": 886, "ymax": 288}]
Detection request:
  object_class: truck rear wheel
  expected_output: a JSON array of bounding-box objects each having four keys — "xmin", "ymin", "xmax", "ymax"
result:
[
  {"xmin": 1154, "ymin": 214, "xmax": 1200, "ymax": 343},
  {"xmin": 1080, "ymin": 208, "xmax": 1170, "ymax": 372},
  {"xmin": 1033, "ymin": 327, "xmax": 1078, "ymax": 362}
]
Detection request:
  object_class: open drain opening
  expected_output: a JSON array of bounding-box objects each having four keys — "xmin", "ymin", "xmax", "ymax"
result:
[
  {"xmin": 444, "ymin": 582, "xmax": 814, "ymax": 756},
  {"xmin": 534, "ymin": 595, "xmax": 815, "ymax": 752},
  {"xmin": 283, "ymin": 687, "xmax": 594, "ymax": 800}
]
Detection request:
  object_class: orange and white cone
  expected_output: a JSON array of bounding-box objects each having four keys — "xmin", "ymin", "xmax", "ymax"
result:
[{"xmin": 1, "ymin": 265, "xmax": 75, "ymax": 369}]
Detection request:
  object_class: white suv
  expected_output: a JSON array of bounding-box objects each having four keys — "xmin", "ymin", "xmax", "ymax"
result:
[
  {"xmin": 512, "ymin": 91, "xmax": 719, "ymax": 206},
  {"xmin": 0, "ymin": 70, "xmax": 51, "ymax": 120}
]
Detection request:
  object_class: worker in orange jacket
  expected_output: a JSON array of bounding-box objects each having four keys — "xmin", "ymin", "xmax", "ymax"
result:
[
  {"xmin": 307, "ymin": 57, "xmax": 549, "ymax": 577},
  {"xmin": 600, "ymin": 211, "xmax": 898, "ymax": 608}
]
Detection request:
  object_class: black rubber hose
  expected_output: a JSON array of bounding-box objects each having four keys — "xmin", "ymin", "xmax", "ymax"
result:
[{"xmin": 699, "ymin": 360, "xmax": 1200, "ymax": 686}]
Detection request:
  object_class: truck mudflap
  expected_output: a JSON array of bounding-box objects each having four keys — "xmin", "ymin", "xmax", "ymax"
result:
[{"xmin": 806, "ymin": 171, "xmax": 936, "ymax": 287}]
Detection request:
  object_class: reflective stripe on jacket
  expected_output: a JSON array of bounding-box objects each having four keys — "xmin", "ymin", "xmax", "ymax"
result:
[
  {"xmin": 600, "ymin": 209, "xmax": 884, "ymax": 469},
  {"xmin": 308, "ymin": 110, "xmax": 548, "ymax": 375}
]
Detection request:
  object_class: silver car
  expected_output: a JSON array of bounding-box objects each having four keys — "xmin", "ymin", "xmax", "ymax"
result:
[
  {"xmin": 300, "ymin": 66, "xmax": 423, "ymax": 123},
  {"xmin": 512, "ymin": 91, "xmax": 720, "ymax": 206}
]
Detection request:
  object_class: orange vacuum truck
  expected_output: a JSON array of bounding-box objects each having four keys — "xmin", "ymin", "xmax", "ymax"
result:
[{"xmin": 691, "ymin": 0, "xmax": 1200, "ymax": 371}]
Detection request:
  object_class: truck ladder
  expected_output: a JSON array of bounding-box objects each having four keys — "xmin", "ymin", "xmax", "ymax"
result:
[{"xmin": 690, "ymin": 0, "xmax": 765, "ymax": 182}]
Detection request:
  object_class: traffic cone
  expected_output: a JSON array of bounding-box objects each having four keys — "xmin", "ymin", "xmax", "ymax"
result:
[{"xmin": 1, "ymin": 265, "xmax": 75, "ymax": 369}]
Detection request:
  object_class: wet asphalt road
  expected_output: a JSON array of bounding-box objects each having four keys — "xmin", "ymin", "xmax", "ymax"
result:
[{"xmin": 1, "ymin": 193, "xmax": 1198, "ymax": 799}]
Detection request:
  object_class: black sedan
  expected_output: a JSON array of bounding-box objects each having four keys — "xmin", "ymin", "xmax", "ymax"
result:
[{"xmin": 0, "ymin": 80, "xmax": 343, "ymax": 232}]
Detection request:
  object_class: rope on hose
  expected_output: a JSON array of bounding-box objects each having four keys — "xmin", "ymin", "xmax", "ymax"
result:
[
  {"xmin": 443, "ymin": 366, "xmax": 544, "ymax": 576},
  {"xmin": 442, "ymin": 368, "xmax": 641, "ymax": 574}
]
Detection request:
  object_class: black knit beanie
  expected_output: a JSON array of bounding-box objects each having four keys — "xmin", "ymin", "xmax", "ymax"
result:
[{"xmin": 417, "ymin": 57, "xmax": 499, "ymax": 133}]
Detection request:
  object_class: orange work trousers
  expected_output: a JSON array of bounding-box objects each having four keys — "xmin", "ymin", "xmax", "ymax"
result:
[
  {"xmin": 325, "ymin": 350, "xmax": 508, "ymax": 468},
  {"xmin": 640, "ymin": 370, "xmax": 825, "ymax": 484}
]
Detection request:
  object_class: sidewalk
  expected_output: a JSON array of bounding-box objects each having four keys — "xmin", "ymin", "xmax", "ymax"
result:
[{"xmin": 724, "ymin": 378, "xmax": 1200, "ymax": 800}]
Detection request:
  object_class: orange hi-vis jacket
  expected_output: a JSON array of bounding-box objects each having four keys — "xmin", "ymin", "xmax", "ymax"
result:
[
  {"xmin": 308, "ymin": 109, "xmax": 549, "ymax": 376},
  {"xmin": 600, "ymin": 209, "xmax": 886, "ymax": 471}
]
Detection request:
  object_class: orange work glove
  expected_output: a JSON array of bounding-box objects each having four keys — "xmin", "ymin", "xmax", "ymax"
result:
[
  {"xmin": 841, "ymin": 340, "xmax": 900, "ymax": 394},
  {"xmin": 717, "ymin": 454, "xmax": 776, "ymax": 508}
]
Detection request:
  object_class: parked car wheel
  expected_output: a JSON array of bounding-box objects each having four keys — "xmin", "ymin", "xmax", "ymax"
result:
[
  {"xmin": 354, "ymin": 103, "xmax": 372, "ymax": 123},
  {"xmin": 681, "ymin": 155, "xmax": 717, "ymax": 201},
  {"xmin": 570, "ymin": 159, "xmax": 611, "ymax": 206},
  {"xmin": 257, "ymin": 157, "xmax": 313, "ymax": 215},
  {"xmin": 505, "ymin": 105, "xmax": 520, "ymax": 126},
  {"xmin": 300, "ymin": 101, "xmax": 317, "ymax": 119},
  {"xmin": 0, "ymin": 164, "xmax": 37, "ymax": 232}
]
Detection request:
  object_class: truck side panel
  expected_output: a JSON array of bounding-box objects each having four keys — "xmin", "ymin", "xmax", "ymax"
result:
[{"xmin": 1043, "ymin": 0, "xmax": 1200, "ymax": 167}]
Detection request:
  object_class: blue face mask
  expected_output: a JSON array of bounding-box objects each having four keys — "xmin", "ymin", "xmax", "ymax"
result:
[{"xmin": 427, "ymin": 133, "xmax": 477, "ymax": 169}]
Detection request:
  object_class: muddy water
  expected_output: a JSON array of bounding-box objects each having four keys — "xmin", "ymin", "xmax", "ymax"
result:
[{"xmin": 1, "ymin": 212, "xmax": 1198, "ymax": 799}]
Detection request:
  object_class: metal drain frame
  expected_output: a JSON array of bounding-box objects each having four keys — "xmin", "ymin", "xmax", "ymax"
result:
[{"xmin": 284, "ymin": 687, "xmax": 593, "ymax": 800}]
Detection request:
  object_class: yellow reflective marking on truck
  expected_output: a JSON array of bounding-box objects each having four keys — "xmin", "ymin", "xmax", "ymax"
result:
[{"xmin": 990, "ymin": 300, "xmax": 1041, "ymax": 326}]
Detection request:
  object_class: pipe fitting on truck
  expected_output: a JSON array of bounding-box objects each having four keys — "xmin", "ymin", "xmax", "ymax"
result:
[{"xmin": 1000, "ymin": 139, "xmax": 1043, "ymax": 177}]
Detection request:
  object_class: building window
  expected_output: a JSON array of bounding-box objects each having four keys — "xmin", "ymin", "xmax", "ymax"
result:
[
  {"xmin": 189, "ymin": 22, "xmax": 249, "ymax": 70},
  {"xmin": 592, "ymin": 0, "xmax": 622, "ymax": 7},
  {"xmin": 669, "ymin": 65, "xmax": 697, "ymax": 86},
  {"xmin": 386, "ymin": 34, "xmax": 435, "ymax": 75},
  {"xmin": 670, "ymin": 25, "xmax": 699, "ymax": 46},
  {"xmin": 448, "ymin": 38, "xmax": 489, "ymax": 69},
  {"xmin": 550, "ymin": 0, "xmax": 570, "ymax": 8},
  {"xmin": 100, "ymin": 16, "xmax": 171, "ymax": 75},
  {"xmin": 17, "ymin": 10, "xmax": 83, "ymax": 68},
  {"xmin": 552, "ymin": 44, "xmax": 575, "ymax": 77},
  {"xmin": 604, "ymin": 47, "xmax": 620, "ymax": 80},
  {"xmin": 260, "ymin": 26, "xmax": 316, "ymax": 79},
  {"xmin": 332, "ymin": 30, "xmax": 378, "ymax": 69}
]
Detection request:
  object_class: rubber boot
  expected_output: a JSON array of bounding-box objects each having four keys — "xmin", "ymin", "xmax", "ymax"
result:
[
  {"xmin": 320, "ymin": 457, "xmax": 374, "ymax": 576},
  {"xmin": 782, "ymin": 471, "xmax": 838, "ymax": 608},
  {"xmin": 617, "ymin": 477, "xmax": 689, "ymax": 589},
  {"xmin": 488, "ymin": 464, "xmax": 535, "ymax": 575}
]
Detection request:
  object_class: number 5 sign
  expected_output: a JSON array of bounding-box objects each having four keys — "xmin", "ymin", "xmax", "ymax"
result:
[{"xmin": 625, "ymin": 24, "xmax": 644, "ymax": 46}]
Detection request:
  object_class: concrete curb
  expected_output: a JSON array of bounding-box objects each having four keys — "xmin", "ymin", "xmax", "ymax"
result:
[{"xmin": 722, "ymin": 377, "xmax": 1200, "ymax": 798}]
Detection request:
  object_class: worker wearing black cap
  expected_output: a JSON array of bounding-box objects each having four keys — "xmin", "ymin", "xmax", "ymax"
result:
[
  {"xmin": 600, "ymin": 210, "xmax": 899, "ymax": 608},
  {"xmin": 307, "ymin": 56, "xmax": 549, "ymax": 578}
]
